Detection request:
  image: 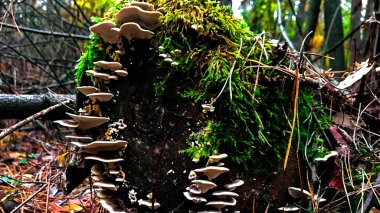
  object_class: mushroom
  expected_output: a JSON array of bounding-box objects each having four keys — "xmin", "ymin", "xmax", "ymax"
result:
[
  {"xmin": 191, "ymin": 180, "xmax": 217, "ymax": 194},
  {"xmin": 94, "ymin": 72, "xmax": 112, "ymax": 80},
  {"xmin": 54, "ymin": 119, "xmax": 79, "ymax": 128},
  {"xmin": 71, "ymin": 140, "xmax": 128, "ymax": 154},
  {"xmin": 224, "ymin": 179, "xmax": 244, "ymax": 191},
  {"xmin": 89, "ymin": 21, "xmax": 119, "ymax": 44},
  {"xmin": 194, "ymin": 166, "xmax": 229, "ymax": 180},
  {"xmin": 201, "ymin": 103, "xmax": 215, "ymax": 113},
  {"xmin": 138, "ymin": 199, "xmax": 161, "ymax": 209},
  {"xmin": 65, "ymin": 135, "xmax": 93, "ymax": 142},
  {"xmin": 66, "ymin": 113, "xmax": 109, "ymax": 130},
  {"xmin": 128, "ymin": 2, "xmax": 155, "ymax": 11},
  {"xmin": 114, "ymin": 70, "xmax": 129, "ymax": 77},
  {"xmin": 207, "ymin": 153, "xmax": 228, "ymax": 164},
  {"xmin": 287, "ymin": 187, "xmax": 326, "ymax": 203},
  {"xmin": 87, "ymin": 92, "xmax": 114, "ymax": 102},
  {"xmin": 206, "ymin": 197, "xmax": 236, "ymax": 210},
  {"xmin": 128, "ymin": 189, "xmax": 137, "ymax": 203},
  {"xmin": 93, "ymin": 181, "xmax": 118, "ymax": 191},
  {"xmin": 94, "ymin": 61, "xmax": 123, "ymax": 70},
  {"xmin": 212, "ymin": 190, "xmax": 239, "ymax": 198},
  {"xmin": 116, "ymin": 6, "xmax": 163, "ymax": 30},
  {"xmin": 183, "ymin": 191, "xmax": 207, "ymax": 203},
  {"xmin": 77, "ymin": 86, "xmax": 99, "ymax": 95},
  {"xmin": 85, "ymin": 156, "xmax": 124, "ymax": 163},
  {"xmin": 277, "ymin": 206, "xmax": 300, "ymax": 212},
  {"xmin": 115, "ymin": 23, "xmax": 154, "ymax": 41}
]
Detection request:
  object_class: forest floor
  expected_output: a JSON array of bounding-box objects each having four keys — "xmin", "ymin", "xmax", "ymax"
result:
[{"xmin": 0, "ymin": 122, "xmax": 102, "ymax": 213}]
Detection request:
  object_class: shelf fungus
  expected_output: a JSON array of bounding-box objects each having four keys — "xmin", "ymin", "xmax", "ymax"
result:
[
  {"xmin": 184, "ymin": 154, "xmax": 242, "ymax": 211},
  {"xmin": 87, "ymin": 92, "xmax": 114, "ymax": 102},
  {"xmin": 89, "ymin": 21, "xmax": 119, "ymax": 44},
  {"xmin": 116, "ymin": 6, "xmax": 163, "ymax": 30},
  {"xmin": 94, "ymin": 61, "xmax": 123, "ymax": 70},
  {"xmin": 71, "ymin": 140, "xmax": 128, "ymax": 154},
  {"xmin": 65, "ymin": 113, "xmax": 109, "ymax": 130},
  {"xmin": 85, "ymin": 156, "xmax": 124, "ymax": 163},
  {"xmin": 65, "ymin": 135, "xmax": 93, "ymax": 142},
  {"xmin": 193, "ymin": 166, "xmax": 229, "ymax": 180},
  {"xmin": 116, "ymin": 23, "xmax": 155, "ymax": 41},
  {"xmin": 114, "ymin": 70, "xmax": 129, "ymax": 77},
  {"xmin": 77, "ymin": 86, "xmax": 99, "ymax": 95}
]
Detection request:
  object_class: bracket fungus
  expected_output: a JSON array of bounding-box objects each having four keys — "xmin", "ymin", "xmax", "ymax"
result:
[
  {"xmin": 191, "ymin": 180, "xmax": 217, "ymax": 194},
  {"xmin": 65, "ymin": 135, "xmax": 93, "ymax": 142},
  {"xmin": 212, "ymin": 190, "xmax": 239, "ymax": 198},
  {"xmin": 117, "ymin": 23, "xmax": 155, "ymax": 41},
  {"xmin": 71, "ymin": 140, "xmax": 128, "ymax": 154},
  {"xmin": 89, "ymin": 21, "xmax": 119, "ymax": 44},
  {"xmin": 85, "ymin": 156, "xmax": 124, "ymax": 163},
  {"xmin": 77, "ymin": 86, "xmax": 99, "ymax": 95},
  {"xmin": 183, "ymin": 191, "xmax": 207, "ymax": 203},
  {"xmin": 128, "ymin": 2, "xmax": 155, "ymax": 11},
  {"xmin": 87, "ymin": 92, "xmax": 114, "ymax": 102},
  {"xmin": 193, "ymin": 166, "xmax": 229, "ymax": 180},
  {"xmin": 66, "ymin": 113, "xmax": 109, "ymax": 130},
  {"xmin": 114, "ymin": 70, "xmax": 129, "ymax": 77},
  {"xmin": 287, "ymin": 187, "xmax": 326, "ymax": 203},
  {"xmin": 206, "ymin": 198, "xmax": 237, "ymax": 210},
  {"xmin": 116, "ymin": 6, "xmax": 163, "ymax": 30},
  {"xmin": 94, "ymin": 61, "xmax": 123, "ymax": 70}
]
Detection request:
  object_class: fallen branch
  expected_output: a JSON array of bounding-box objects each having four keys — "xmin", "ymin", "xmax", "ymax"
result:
[{"xmin": 0, "ymin": 98, "xmax": 72, "ymax": 140}]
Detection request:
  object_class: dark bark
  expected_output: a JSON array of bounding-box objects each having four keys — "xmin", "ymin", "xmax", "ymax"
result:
[
  {"xmin": 324, "ymin": 0, "xmax": 346, "ymax": 71},
  {"xmin": 305, "ymin": 0, "xmax": 322, "ymax": 50},
  {"xmin": 0, "ymin": 94, "xmax": 74, "ymax": 119},
  {"xmin": 350, "ymin": 0, "xmax": 362, "ymax": 64}
]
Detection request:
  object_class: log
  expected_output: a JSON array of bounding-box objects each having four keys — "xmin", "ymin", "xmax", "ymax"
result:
[{"xmin": 0, "ymin": 94, "xmax": 75, "ymax": 119}]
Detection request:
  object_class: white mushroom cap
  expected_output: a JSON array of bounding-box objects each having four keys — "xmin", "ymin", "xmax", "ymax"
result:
[
  {"xmin": 108, "ymin": 75, "xmax": 119, "ymax": 81},
  {"xmin": 191, "ymin": 180, "xmax": 217, "ymax": 194},
  {"xmin": 138, "ymin": 199, "xmax": 160, "ymax": 209},
  {"xmin": 77, "ymin": 86, "xmax": 99, "ymax": 95},
  {"xmin": 207, "ymin": 153, "xmax": 228, "ymax": 164},
  {"xmin": 194, "ymin": 166, "xmax": 229, "ymax": 180},
  {"xmin": 287, "ymin": 187, "xmax": 326, "ymax": 202},
  {"xmin": 89, "ymin": 21, "xmax": 119, "ymax": 44},
  {"xmin": 94, "ymin": 61, "xmax": 123, "ymax": 70},
  {"xmin": 94, "ymin": 72, "xmax": 112, "ymax": 80},
  {"xmin": 114, "ymin": 70, "xmax": 129, "ymax": 77},
  {"xmin": 54, "ymin": 119, "xmax": 79, "ymax": 128},
  {"xmin": 66, "ymin": 113, "xmax": 109, "ymax": 130},
  {"xmin": 116, "ymin": 23, "xmax": 154, "ymax": 41},
  {"xmin": 277, "ymin": 206, "xmax": 300, "ymax": 211},
  {"xmin": 85, "ymin": 156, "xmax": 124, "ymax": 163},
  {"xmin": 224, "ymin": 180, "xmax": 244, "ymax": 191},
  {"xmin": 116, "ymin": 6, "xmax": 163, "ymax": 30},
  {"xmin": 206, "ymin": 197, "xmax": 236, "ymax": 210},
  {"xmin": 188, "ymin": 170, "xmax": 197, "ymax": 180},
  {"xmin": 65, "ymin": 135, "xmax": 93, "ymax": 142},
  {"xmin": 71, "ymin": 140, "xmax": 128, "ymax": 154},
  {"xmin": 93, "ymin": 181, "xmax": 118, "ymax": 191},
  {"xmin": 183, "ymin": 191, "xmax": 207, "ymax": 203},
  {"xmin": 87, "ymin": 92, "xmax": 114, "ymax": 102},
  {"xmin": 212, "ymin": 190, "xmax": 239, "ymax": 198}
]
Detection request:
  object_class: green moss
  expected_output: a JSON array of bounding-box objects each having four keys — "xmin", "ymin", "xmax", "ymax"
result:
[{"xmin": 76, "ymin": 0, "xmax": 331, "ymax": 174}]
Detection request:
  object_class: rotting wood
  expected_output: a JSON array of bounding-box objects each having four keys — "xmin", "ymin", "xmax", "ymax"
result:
[{"xmin": 0, "ymin": 94, "xmax": 75, "ymax": 119}]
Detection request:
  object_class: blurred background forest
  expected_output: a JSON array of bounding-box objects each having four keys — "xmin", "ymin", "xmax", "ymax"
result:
[{"xmin": 0, "ymin": 0, "xmax": 379, "ymax": 212}]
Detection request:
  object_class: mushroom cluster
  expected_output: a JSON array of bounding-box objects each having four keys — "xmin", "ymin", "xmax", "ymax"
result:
[
  {"xmin": 54, "ymin": 1, "xmax": 163, "ymax": 212},
  {"xmin": 277, "ymin": 187, "xmax": 327, "ymax": 211},
  {"xmin": 184, "ymin": 154, "xmax": 244, "ymax": 212}
]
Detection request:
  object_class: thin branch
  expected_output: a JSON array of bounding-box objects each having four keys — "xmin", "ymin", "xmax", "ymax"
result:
[{"xmin": 0, "ymin": 22, "xmax": 90, "ymax": 40}]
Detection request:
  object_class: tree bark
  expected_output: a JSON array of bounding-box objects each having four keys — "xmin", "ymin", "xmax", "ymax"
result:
[
  {"xmin": 0, "ymin": 94, "xmax": 74, "ymax": 119},
  {"xmin": 305, "ymin": 0, "xmax": 322, "ymax": 50},
  {"xmin": 324, "ymin": 0, "xmax": 346, "ymax": 71}
]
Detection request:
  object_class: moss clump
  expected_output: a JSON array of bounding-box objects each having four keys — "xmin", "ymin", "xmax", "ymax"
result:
[
  {"xmin": 150, "ymin": 0, "xmax": 330, "ymax": 173},
  {"xmin": 75, "ymin": 0, "xmax": 331, "ymax": 174}
]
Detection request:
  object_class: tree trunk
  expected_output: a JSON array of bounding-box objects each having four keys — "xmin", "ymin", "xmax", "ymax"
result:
[
  {"xmin": 324, "ymin": 0, "xmax": 345, "ymax": 71},
  {"xmin": 305, "ymin": 0, "xmax": 322, "ymax": 51},
  {"xmin": 0, "ymin": 94, "xmax": 74, "ymax": 119},
  {"xmin": 350, "ymin": 0, "xmax": 362, "ymax": 64}
]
